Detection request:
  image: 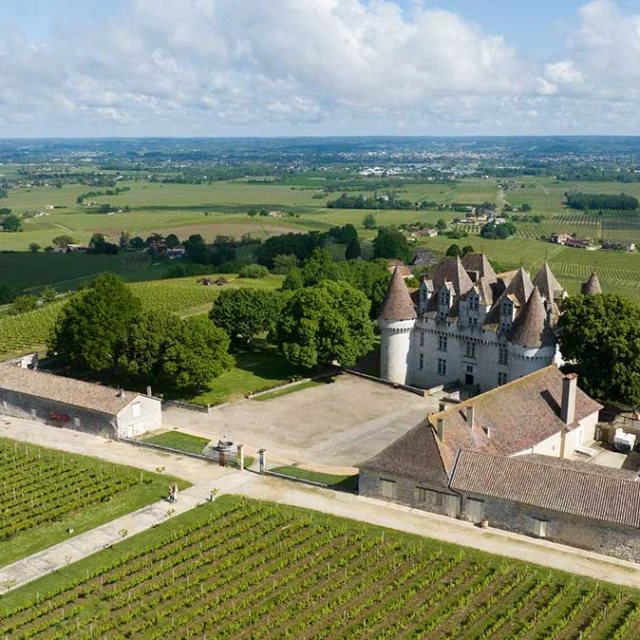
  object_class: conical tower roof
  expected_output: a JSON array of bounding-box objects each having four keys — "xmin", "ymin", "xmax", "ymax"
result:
[
  {"xmin": 534, "ymin": 262, "xmax": 564, "ymax": 302},
  {"xmin": 509, "ymin": 287, "xmax": 555, "ymax": 348},
  {"xmin": 378, "ymin": 267, "xmax": 417, "ymax": 321},
  {"xmin": 581, "ymin": 271, "xmax": 602, "ymax": 295}
]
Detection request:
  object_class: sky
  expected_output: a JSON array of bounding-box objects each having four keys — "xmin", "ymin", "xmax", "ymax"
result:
[{"xmin": 3, "ymin": 0, "xmax": 640, "ymax": 137}]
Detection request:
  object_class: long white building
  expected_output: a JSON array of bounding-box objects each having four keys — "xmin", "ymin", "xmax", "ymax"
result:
[{"xmin": 379, "ymin": 253, "xmax": 601, "ymax": 393}]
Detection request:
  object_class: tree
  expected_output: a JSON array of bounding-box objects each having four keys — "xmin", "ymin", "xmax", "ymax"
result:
[
  {"xmin": 282, "ymin": 267, "xmax": 304, "ymax": 291},
  {"xmin": 184, "ymin": 234, "xmax": 207, "ymax": 263},
  {"xmin": 115, "ymin": 310, "xmax": 183, "ymax": 384},
  {"xmin": 274, "ymin": 280, "xmax": 375, "ymax": 369},
  {"xmin": 0, "ymin": 214, "xmax": 22, "ymax": 232},
  {"xmin": 119, "ymin": 231, "xmax": 131, "ymax": 250},
  {"xmin": 519, "ymin": 203, "xmax": 532, "ymax": 212},
  {"xmin": 272, "ymin": 254, "xmax": 298, "ymax": 275},
  {"xmin": 247, "ymin": 208, "xmax": 257, "ymax": 218},
  {"xmin": 345, "ymin": 238, "xmax": 361, "ymax": 260},
  {"xmin": 165, "ymin": 233, "xmax": 181, "ymax": 249},
  {"xmin": 363, "ymin": 213, "xmax": 377, "ymax": 229},
  {"xmin": 461, "ymin": 245, "xmax": 475, "ymax": 257},
  {"xmin": 52, "ymin": 235, "xmax": 75, "ymax": 248},
  {"xmin": 372, "ymin": 227, "xmax": 411, "ymax": 262},
  {"xmin": 238, "ymin": 264, "xmax": 269, "ymax": 279},
  {"xmin": 10, "ymin": 295, "xmax": 38, "ymax": 315},
  {"xmin": 50, "ymin": 274, "xmax": 142, "ymax": 372},
  {"xmin": 209, "ymin": 289, "xmax": 282, "ymax": 347},
  {"xmin": 41, "ymin": 286, "xmax": 57, "ymax": 304},
  {"xmin": 29, "ymin": 242, "xmax": 41, "ymax": 253},
  {"xmin": 436, "ymin": 218, "xmax": 447, "ymax": 231},
  {"xmin": 558, "ymin": 293, "xmax": 640, "ymax": 405},
  {"xmin": 89, "ymin": 233, "xmax": 108, "ymax": 254},
  {"xmin": 0, "ymin": 208, "xmax": 11, "ymax": 216},
  {"xmin": 445, "ymin": 244, "xmax": 461, "ymax": 258},
  {"xmin": 161, "ymin": 316, "xmax": 234, "ymax": 392},
  {"xmin": 130, "ymin": 236, "xmax": 145, "ymax": 250}
]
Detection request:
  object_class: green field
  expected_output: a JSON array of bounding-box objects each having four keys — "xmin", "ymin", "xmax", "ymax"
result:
[
  {"xmin": 0, "ymin": 438, "xmax": 187, "ymax": 568},
  {"xmin": 1, "ymin": 495, "xmax": 639, "ymax": 639},
  {"xmin": 143, "ymin": 431, "xmax": 211, "ymax": 455}
]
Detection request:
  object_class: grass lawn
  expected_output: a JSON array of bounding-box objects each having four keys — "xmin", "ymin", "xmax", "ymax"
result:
[
  {"xmin": 0, "ymin": 439, "xmax": 189, "ymax": 568},
  {"xmin": 252, "ymin": 377, "xmax": 335, "ymax": 402},
  {"xmin": 2, "ymin": 495, "xmax": 636, "ymax": 639},
  {"xmin": 143, "ymin": 431, "xmax": 210, "ymax": 455},
  {"xmin": 187, "ymin": 347, "xmax": 308, "ymax": 406},
  {"xmin": 269, "ymin": 466, "xmax": 359, "ymax": 492}
]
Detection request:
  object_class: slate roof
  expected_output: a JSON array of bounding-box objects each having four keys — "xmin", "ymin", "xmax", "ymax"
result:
[
  {"xmin": 534, "ymin": 262, "xmax": 564, "ymax": 302},
  {"xmin": 378, "ymin": 267, "xmax": 417, "ymax": 321},
  {"xmin": 508, "ymin": 287, "xmax": 555, "ymax": 348},
  {"xmin": 0, "ymin": 364, "xmax": 139, "ymax": 415},
  {"xmin": 427, "ymin": 365, "xmax": 602, "ymax": 474},
  {"xmin": 581, "ymin": 272, "xmax": 602, "ymax": 295},
  {"xmin": 430, "ymin": 257, "xmax": 474, "ymax": 296},
  {"xmin": 485, "ymin": 267, "xmax": 534, "ymax": 324},
  {"xmin": 450, "ymin": 450, "xmax": 640, "ymax": 529},
  {"xmin": 359, "ymin": 420, "xmax": 450, "ymax": 488},
  {"xmin": 462, "ymin": 253, "xmax": 497, "ymax": 284},
  {"xmin": 518, "ymin": 454, "xmax": 638, "ymax": 481}
]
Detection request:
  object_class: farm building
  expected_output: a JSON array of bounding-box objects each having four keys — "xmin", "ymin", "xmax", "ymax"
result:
[
  {"xmin": 0, "ymin": 364, "xmax": 161, "ymax": 438},
  {"xmin": 357, "ymin": 367, "xmax": 640, "ymax": 561}
]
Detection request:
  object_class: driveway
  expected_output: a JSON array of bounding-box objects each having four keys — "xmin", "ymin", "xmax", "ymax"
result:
[{"xmin": 162, "ymin": 373, "xmax": 438, "ymax": 469}]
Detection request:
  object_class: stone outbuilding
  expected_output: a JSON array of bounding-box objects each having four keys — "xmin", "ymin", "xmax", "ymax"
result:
[
  {"xmin": 355, "ymin": 366, "xmax": 640, "ymax": 561},
  {"xmin": 0, "ymin": 364, "xmax": 161, "ymax": 438}
]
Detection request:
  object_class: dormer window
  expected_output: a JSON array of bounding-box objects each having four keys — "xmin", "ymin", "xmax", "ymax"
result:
[
  {"xmin": 440, "ymin": 290, "xmax": 449, "ymax": 305},
  {"xmin": 468, "ymin": 293, "xmax": 479, "ymax": 311}
]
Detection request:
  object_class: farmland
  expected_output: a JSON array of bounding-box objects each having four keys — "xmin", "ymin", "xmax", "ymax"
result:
[
  {"xmin": 0, "ymin": 274, "xmax": 284, "ymax": 361},
  {"xmin": 0, "ymin": 438, "xmax": 186, "ymax": 568},
  {"xmin": 1, "ymin": 495, "xmax": 639, "ymax": 639}
]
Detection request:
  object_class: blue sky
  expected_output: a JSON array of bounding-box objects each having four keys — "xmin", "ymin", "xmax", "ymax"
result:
[{"xmin": 3, "ymin": 0, "xmax": 640, "ymax": 137}]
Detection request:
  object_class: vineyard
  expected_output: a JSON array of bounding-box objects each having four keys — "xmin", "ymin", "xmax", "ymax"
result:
[
  {"xmin": 0, "ymin": 275, "xmax": 284, "ymax": 360},
  {"xmin": 0, "ymin": 439, "xmax": 183, "ymax": 567},
  {"xmin": 0, "ymin": 302, "xmax": 64, "ymax": 360},
  {"xmin": 1, "ymin": 496, "xmax": 639, "ymax": 639}
]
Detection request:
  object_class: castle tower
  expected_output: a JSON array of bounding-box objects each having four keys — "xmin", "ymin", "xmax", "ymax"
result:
[{"xmin": 378, "ymin": 267, "xmax": 417, "ymax": 385}]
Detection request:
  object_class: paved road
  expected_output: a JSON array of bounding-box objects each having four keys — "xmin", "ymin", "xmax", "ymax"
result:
[{"xmin": 2, "ymin": 418, "xmax": 640, "ymax": 592}]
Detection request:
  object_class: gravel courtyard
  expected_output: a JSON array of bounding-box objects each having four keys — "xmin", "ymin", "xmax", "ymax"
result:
[{"xmin": 162, "ymin": 374, "xmax": 438, "ymax": 469}]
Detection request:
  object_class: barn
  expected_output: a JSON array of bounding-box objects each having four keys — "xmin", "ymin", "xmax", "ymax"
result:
[{"xmin": 0, "ymin": 364, "xmax": 161, "ymax": 439}]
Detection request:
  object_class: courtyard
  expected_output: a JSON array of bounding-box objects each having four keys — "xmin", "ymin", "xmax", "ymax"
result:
[{"xmin": 161, "ymin": 373, "xmax": 438, "ymax": 469}]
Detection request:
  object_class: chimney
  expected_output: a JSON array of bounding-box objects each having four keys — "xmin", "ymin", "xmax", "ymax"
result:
[
  {"xmin": 117, "ymin": 389, "xmax": 126, "ymax": 399},
  {"xmin": 483, "ymin": 425, "xmax": 491, "ymax": 439},
  {"xmin": 146, "ymin": 385, "xmax": 152, "ymax": 397},
  {"xmin": 561, "ymin": 374, "xmax": 578, "ymax": 425},
  {"xmin": 466, "ymin": 405, "xmax": 475, "ymax": 429},
  {"xmin": 436, "ymin": 418, "xmax": 445, "ymax": 441}
]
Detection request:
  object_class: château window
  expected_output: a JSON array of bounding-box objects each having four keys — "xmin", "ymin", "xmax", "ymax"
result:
[
  {"xmin": 468, "ymin": 316, "xmax": 478, "ymax": 327},
  {"xmin": 419, "ymin": 353, "xmax": 424, "ymax": 370},
  {"xmin": 468, "ymin": 295, "xmax": 479, "ymax": 311},
  {"xmin": 440, "ymin": 290, "xmax": 449, "ymax": 305},
  {"xmin": 437, "ymin": 358, "xmax": 447, "ymax": 376},
  {"xmin": 497, "ymin": 371, "xmax": 508, "ymax": 386},
  {"xmin": 465, "ymin": 343, "xmax": 476, "ymax": 358},
  {"xmin": 420, "ymin": 333, "xmax": 425, "ymax": 348},
  {"xmin": 438, "ymin": 335, "xmax": 448, "ymax": 352},
  {"xmin": 499, "ymin": 345, "xmax": 509, "ymax": 366},
  {"xmin": 438, "ymin": 311, "xmax": 448, "ymax": 323}
]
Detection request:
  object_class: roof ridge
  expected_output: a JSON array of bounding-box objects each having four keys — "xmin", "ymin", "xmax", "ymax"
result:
[{"xmin": 428, "ymin": 365, "xmax": 556, "ymax": 422}]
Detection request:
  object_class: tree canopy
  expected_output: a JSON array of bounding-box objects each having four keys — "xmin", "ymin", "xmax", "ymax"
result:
[
  {"xmin": 0, "ymin": 214, "xmax": 22, "ymax": 232},
  {"xmin": 50, "ymin": 274, "xmax": 142, "ymax": 372},
  {"xmin": 274, "ymin": 280, "xmax": 375, "ymax": 369},
  {"xmin": 209, "ymin": 288, "xmax": 281, "ymax": 347},
  {"xmin": 558, "ymin": 293, "xmax": 640, "ymax": 406},
  {"xmin": 161, "ymin": 316, "xmax": 234, "ymax": 392},
  {"xmin": 372, "ymin": 227, "xmax": 411, "ymax": 262},
  {"xmin": 565, "ymin": 192, "xmax": 638, "ymax": 211}
]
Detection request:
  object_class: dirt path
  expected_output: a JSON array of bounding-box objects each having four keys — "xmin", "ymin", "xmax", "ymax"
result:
[{"xmin": 2, "ymin": 418, "xmax": 640, "ymax": 590}]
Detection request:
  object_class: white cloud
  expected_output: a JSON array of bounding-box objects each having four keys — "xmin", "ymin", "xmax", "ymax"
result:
[{"xmin": 3, "ymin": 0, "xmax": 640, "ymax": 135}]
